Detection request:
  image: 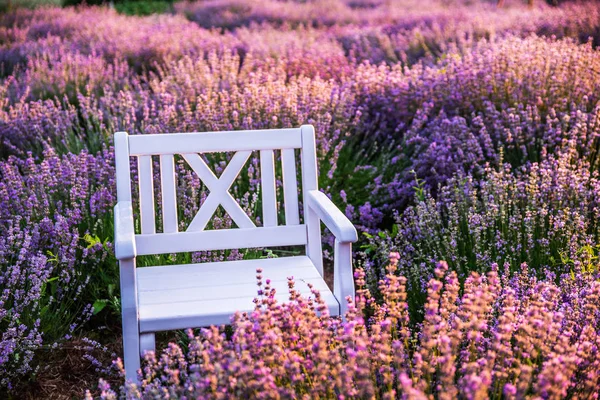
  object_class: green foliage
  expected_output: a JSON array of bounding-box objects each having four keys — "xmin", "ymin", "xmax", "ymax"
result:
[
  {"xmin": 60, "ymin": 0, "xmax": 174, "ymax": 14},
  {"xmin": 562, "ymin": 244, "xmax": 600, "ymax": 277},
  {"xmin": 114, "ymin": 0, "xmax": 172, "ymax": 16},
  {"xmin": 61, "ymin": 0, "xmax": 106, "ymax": 6}
]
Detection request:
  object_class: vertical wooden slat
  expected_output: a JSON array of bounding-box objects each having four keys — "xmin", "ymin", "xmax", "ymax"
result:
[
  {"xmin": 115, "ymin": 131, "xmax": 132, "ymax": 202},
  {"xmin": 160, "ymin": 154, "xmax": 178, "ymax": 233},
  {"xmin": 260, "ymin": 150, "xmax": 277, "ymax": 227},
  {"xmin": 138, "ymin": 155, "xmax": 156, "ymax": 234},
  {"xmin": 281, "ymin": 148, "xmax": 300, "ymax": 225},
  {"xmin": 300, "ymin": 125, "xmax": 323, "ymax": 276}
]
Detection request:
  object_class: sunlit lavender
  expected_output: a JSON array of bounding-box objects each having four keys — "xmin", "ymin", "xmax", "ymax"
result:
[
  {"xmin": 1, "ymin": 0, "xmax": 600, "ymax": 397},
  {"xmin": 90, "ymin": 258, "xmax": 600, "ymax": 399}
]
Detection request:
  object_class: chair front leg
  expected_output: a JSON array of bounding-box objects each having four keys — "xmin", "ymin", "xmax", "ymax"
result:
[
  {"xmin": 333, "ymin": 239, "xmax": 355, "ymax": 318},
  {"xmin": 120, "ymin": 258, "xmax": 140, "ymax": 383}
]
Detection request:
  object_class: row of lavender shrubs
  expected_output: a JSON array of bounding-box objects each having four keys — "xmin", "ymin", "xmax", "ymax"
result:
[
  {"xmin": 89, "ymin": 257, "xmax": 600, "ymax": 399},
  {"xmin": 0, "ymin": 0, "xmax": 599, "ymax": 396}
]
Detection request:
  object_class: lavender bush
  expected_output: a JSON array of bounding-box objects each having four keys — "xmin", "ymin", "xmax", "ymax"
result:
[
  {"xmin": 349, "ymin": 35, "xmax": 600, "ymax": 216},
  {"xmin": 363, "ymin": 151, "xmax": 600, "ymax": 308},
  {"xmin": 88, "ymin": 257, "xmax": 600, "ymax": 398},
  {"xmin": 0, "ymin": 148, "xmax": 115, "ymax": 388}
]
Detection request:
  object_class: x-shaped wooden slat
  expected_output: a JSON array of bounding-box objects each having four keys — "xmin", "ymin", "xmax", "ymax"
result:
[{"xmin": 182, "ymin": 151, "xmax": 255, "ymax": 231}]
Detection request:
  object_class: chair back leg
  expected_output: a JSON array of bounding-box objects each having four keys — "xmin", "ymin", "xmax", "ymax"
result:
[{"xmin": 140, "ymin": 332, "xmax": 156, "ymax": 358}]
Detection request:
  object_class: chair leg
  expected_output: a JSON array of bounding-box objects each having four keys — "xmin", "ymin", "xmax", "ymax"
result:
[
  {"xmin": 120, "ymin": 258, "xmax": 140, "ymax": 383},
  {"xmin": 140, "ymin": 332, "xmax": 156, "ymax": 358},
  {"xmin": 122, "ymin": 318, "xmax": 141, "ymax": 383},
  {"xmin": 334, "ymin": 240, "xmax": 355, "ymax": 319}
]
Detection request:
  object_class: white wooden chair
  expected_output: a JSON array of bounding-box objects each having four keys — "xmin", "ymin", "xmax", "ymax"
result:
[{"xmin": 113, "ymin": 125, "xmax": 357, "ymax": 381}]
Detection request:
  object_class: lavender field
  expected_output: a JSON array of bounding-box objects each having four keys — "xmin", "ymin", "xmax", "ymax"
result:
[{"xmin": 1, "ymin": 0, "xmax": 600, "ymax": 398}]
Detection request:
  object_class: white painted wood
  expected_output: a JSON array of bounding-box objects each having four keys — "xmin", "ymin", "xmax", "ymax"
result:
[
  {"xmin": 333, "ymin": 240, "xmax": 355, "ymax": 318},
  {"xmin": 138, "ymin": 256, "xmax": 315, "ymax": 290},
  {"xmin": 307, "ymin": 190, "xmax": 357, "ymax": 243},
  {"xmin": 129, "ymin": 129, "xmax": 302, "ymax": 156},
  {"xmin": 160, "ymin": 154, "xmax": 178, "ymax": 233},
  {"xmin": 115, "ymin": 132, "xmax": 138, "ymax": 382},
  {"xmin": 119, "ymin": 258, "xmax": 140, "ymax": 382},
  {"xmin": 113, "ymin": 126, "xmax": 358, "ymax": 382},
  {"xmin": 114, "ymin": 201, "xmax": 136, "ymax": 260},
  {"xmin": 281, "ymin": 148, "xmax": 300, "ymax": 225},
  {"xmin": 137, "ymin": 257, "xmax": 340, "ymax": 332},
  {"xmin": 260, "ymin": 150, "xmax": 277, "ymax": 227},
  {"xmin": 138, "ymin": 155, "xmax": 156, "ymax": 234},
  {"xmin": 300, "ymin": 125, "xmax": 324, "ymax": 276},
  {"xmin": 140, "ymin": 275, "xmax": 329, "ymax": 305},
  {"xmin": 114, "ymin": 131, "xmax": 132, "ymax": 202},
  {"xmin": 184, "ymin": 151, "xmax": 255, "ymax": 231},
  {"xmin": 135, "ymin": 225, "xmax": 307, "ymax": 255},
  {"xmin": 181, "ymin": 153, "xmax": 216, "ymax": 186},
  {"xmin": 140, "ymin": 291, "xmax": 340, "ymax": 332},
  {"xmin": 139, "ymin": 333, "xmax": 155, "ymax": 357}
]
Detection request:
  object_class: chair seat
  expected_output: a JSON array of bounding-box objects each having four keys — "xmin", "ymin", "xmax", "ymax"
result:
[{"xmin": 137, "ymin": 256, "xmax": 340, "ymax": 333}]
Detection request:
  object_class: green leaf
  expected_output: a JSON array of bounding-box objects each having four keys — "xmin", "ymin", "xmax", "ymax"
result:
[
  {"xmin": 83, "ymin": 233, "xmax": 102, "ymax": 248},
  {"xmin": 46, "ymin": 250, "xmax": 59, "ymax": 263},
  {"xmin": 93, "ymin": 300, "xmax": 107, "ymax": 315}
]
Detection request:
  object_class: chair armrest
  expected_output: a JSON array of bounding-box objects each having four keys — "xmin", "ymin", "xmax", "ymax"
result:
[
  {"xmin": 114, "ymin": 201, "xmax": 137, "ymax": 260},
  {"xmin": 306, "ymin": 190, "xmax": 357, "ymax": 243}
]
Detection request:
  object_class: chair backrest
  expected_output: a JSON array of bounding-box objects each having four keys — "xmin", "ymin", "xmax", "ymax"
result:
[{"xmin": 114, "ymin": 125, "xmax": 319, "ymax": 257}]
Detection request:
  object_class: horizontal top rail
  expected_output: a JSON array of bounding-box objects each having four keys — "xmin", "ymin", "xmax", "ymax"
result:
[{"xmin": 128, "ymin": 128, "xmax": 303, "ymax": 156}]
